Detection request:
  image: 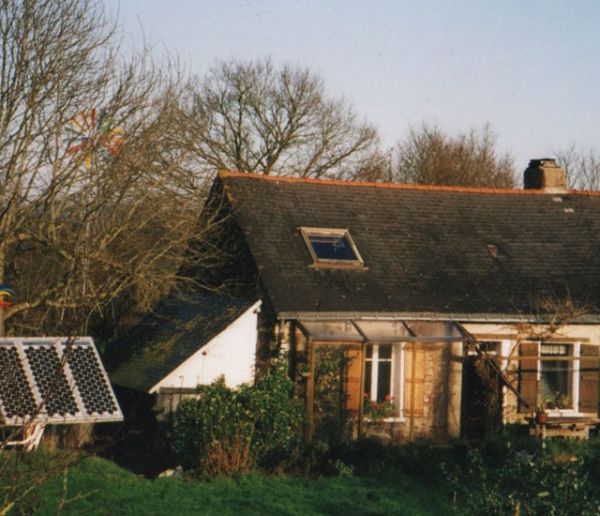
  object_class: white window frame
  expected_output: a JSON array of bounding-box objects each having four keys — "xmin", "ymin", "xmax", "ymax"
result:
[
  {"xmin": 537, "ymin": 342, "xmax": 581, "ymax": 416},
  {"xmin": 364, "ymin": 342, "xmax": 405, "ymax": 422},
  {"xmin": 299, "ymin": 227, "xmax": 365, "ymax": 268}
]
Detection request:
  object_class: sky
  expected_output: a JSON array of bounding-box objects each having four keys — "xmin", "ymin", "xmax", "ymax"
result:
[{"xmin": 105, "ymin": 0, "xmax": 600, "ymax": 173}]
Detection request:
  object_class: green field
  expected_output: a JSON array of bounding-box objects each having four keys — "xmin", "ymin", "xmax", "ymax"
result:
[
  {"xmin": 35, "ymin": 457, "xmax": 451, "ymax": 515},
  {"xmin": 13, "ymin": 436, "xmax": 600, "ymax": 514}
]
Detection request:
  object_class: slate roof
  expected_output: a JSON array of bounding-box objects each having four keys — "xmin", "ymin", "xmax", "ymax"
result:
[
  {"xmin": 108, "ymin": 291, "xmax": 257, "ymax": 391},
  {"xmin": 219, "ymin": 171, "xmax": 600, "ymax": 319}
]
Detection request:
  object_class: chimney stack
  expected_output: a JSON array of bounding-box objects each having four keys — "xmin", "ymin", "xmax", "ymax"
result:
[{"xmin": 523, "ymin": 158, "xmax": 567, "ymax": 193}]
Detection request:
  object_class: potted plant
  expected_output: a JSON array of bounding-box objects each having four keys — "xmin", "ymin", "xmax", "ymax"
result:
[{"xmin": 535, "ymin": 406, "xmax": 548, "ymax": 424}]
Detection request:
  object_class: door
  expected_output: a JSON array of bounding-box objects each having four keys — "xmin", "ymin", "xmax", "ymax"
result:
[{"xmin": 461, "ymin": 353, "xmax": 502, "ymax": 438}]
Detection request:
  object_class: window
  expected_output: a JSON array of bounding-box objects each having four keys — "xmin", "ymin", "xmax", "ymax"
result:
[
  {"xmin": 363, "ymin": 343, "xmax": 403, "ymax": 419},
  {"xmin": 365, "ymin": 344, "xmax": 392, "ymax": 403},
  {"xmin": 519, "ymin": 341, "xmax": 581, "ymax": 414},
  {"xmin": 300, "ymin": 227, "xmax": 364, "ymax": 267},
  {"xmin": 541, "ymin": 344, "xmax": 573, "ymax": 410},
  {"xmin": 467, "ymin": 340, "xmax": 500, "ymax": 355}
]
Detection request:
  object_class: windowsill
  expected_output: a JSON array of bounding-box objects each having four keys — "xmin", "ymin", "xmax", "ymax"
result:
[
  {"xmin": 364, "ymin": 416, "xmax": 405, "ymax": 423},
  {"xmin": 310, "ymin": 262, "xmax": 368, "ymax": 270},
  {"xmin": 546, "ymin": 409, "xmax": 582, "ymax": 417}
]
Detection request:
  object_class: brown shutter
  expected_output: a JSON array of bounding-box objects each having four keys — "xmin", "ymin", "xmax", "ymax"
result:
[
  {"xmin": 344, "ymin": 347, "xmax": 363, "ymax": 412},
  {"xmin": 579, "ymin": 344, "xmax": 599, "ymax": 414},
  {"xmin": 518, "ymin": 342, "xmax": 538, "ymax": 413},
  {"xmin": 404, "ymin": 342, "xmax": 425, "ymax": 416}
]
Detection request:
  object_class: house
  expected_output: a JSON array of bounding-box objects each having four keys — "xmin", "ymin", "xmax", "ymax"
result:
[
  {"xmin": 110, "ymin": 158, "xmax": 600, "ymax": 440},
  {"xmin": 109, "ymin": 292, "xmax": 260, "ymax": 415}
]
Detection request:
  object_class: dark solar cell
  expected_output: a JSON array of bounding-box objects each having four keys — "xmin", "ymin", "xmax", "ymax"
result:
[
  {"xmin": 0, "ymin": 346, "xmax": 36, "ymax": 417},
  {"xmin": 24, "ymin": 346, "xmax": 78, "ymax": 417},
  {"xmin": 68, "ymin": 346, "xmax": 117, "ymax": 415},
  {"xmin": 308, "ymin": 234, "xmax": 358, "ymax": 261}
]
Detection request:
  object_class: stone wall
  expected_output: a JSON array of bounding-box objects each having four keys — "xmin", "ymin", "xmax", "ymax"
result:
[
  {"xmin": 378, "ymin": 342, "xmax": 452, "ymax": 441},
  {"xmin": 502, "ymin": 346, "xmax": 522, "ymax": 424}
]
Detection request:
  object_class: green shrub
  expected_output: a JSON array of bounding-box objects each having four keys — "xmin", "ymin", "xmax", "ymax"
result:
[
  {"xmin": 329, "ymin": 438, "xmax": 450, "ymax": 478},
  {"xmin": 443, "ymin": 438, "xmax": 600, "ymax": 515},
  {"xmin": 313, "ymin": 346, "xmax": 353, "ymax": 447},
  {"xmin": 249, "ymin": 363, "xmax": 304, "ymax": 469},
  {"xmin": 171, "ymin": 377, "xmax": 251, "ymax": 470},
  {"xmin": 171, "ymin": 364, "xmax": 303, "ymax": 474}
]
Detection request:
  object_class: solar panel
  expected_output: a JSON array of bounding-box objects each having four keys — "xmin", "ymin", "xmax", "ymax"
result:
[
  {"xmin": 0, "ymin": 337, "xmax": 123, "ymax": 425},
  {"xmin": 25, "ymin": 345, "xmax": 79, "ymax": 417},
  {"xmin": 0, "ymin": 346, "xmax": 37, "ymax": 418},
  {"xmin": 68, "ymin": 346, "xmax": 118, "ymax": 416}
]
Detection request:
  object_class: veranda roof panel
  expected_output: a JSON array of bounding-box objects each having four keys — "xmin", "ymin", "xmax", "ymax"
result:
[{"xmin": 298, "ymin": 319, "xmax": 466, "ymax": 342}]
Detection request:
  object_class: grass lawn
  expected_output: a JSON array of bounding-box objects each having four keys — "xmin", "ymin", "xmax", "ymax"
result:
[{"xmin": 35, "ymin": 457, "xmax": 452, "ymax": 515}]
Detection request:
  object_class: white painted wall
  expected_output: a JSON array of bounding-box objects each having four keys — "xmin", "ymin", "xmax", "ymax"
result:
[
  {"xmin": 462, "ymin": 322, "xmax": 600, "ymax": 343},
  {"xmin": 149, "ymin": 301, "xmax": 260, "ymax": 393}
]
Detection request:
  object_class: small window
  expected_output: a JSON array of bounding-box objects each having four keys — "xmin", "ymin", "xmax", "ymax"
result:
[
  {"xmin": 365, "ymin": 343, "xmax": 393, "ymax": 403},
  {"xmin": 467, "ymin": 340, "xmax": 500, "ymax": 356},
  {"xmin": 363, "ymin": 343, "xmax": 402, "ymax": 419},
  {"xmin": 541, "ymin": 343, "xmax": 573, "ymax": 410},
  {"xmin": 300, "ymin": 227, "xmax": 364, "ymax": 267}
]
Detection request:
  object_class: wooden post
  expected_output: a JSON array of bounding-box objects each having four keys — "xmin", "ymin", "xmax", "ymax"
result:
[
  {"xmin": 447, "ymin": 341, "xmax": 463, "ymax": 439},
  {"xmin": 306, "ymin": 338, "xmax": 316, "ymax": 443},
  {"xmin": 357, "ymin": 341, "xmax": 366, "ymax": 438},
  {"xmin": 409, "ymin": 341, "xmax": 417, "ymax": 440}
]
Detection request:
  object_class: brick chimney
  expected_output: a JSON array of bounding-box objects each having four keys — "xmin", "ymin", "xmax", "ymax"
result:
[{"xmin": 523, "ymin": 158, "xmax": 567, "ymax": 193}]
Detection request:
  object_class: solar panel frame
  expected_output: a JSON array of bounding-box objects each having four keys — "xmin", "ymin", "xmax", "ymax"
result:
[{"xmin": 0, "ymin": 337, "xmax": 123, "ymax": 426}]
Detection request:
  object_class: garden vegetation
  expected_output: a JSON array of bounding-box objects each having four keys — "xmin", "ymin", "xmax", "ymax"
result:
[{"xmin": 172, "ymin": 364, "xmax": 303, "ymax": 475}]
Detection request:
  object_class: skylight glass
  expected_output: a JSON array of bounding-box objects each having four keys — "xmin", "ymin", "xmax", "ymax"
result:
[{"xmin": 300, "ymin": 228, "xmax": 364, "ymax": 266}]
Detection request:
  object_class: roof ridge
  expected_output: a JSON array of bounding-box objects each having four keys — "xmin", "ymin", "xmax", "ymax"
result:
[{"xmin": 218, "ymin": 170, "xmax": 600, "ymax": 197}]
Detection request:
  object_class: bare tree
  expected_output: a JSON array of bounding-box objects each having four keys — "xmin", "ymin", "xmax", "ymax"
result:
[
  {"xmin": 0, "ymin": 0, "xmax": 212, "ymax": 335},
  {"xmin": 184, "ymin": 59, "xmax": 379, "ymax": 179},
  {"xmin": 390, "ymin": 124, "xmax": 516, "ymax": 187},
  {"xmin": 352, "ymin": 150, "xmax": 393, "ymax": 182},
  {"xmin": 555, "ymin": 146, "xmax": 600, "ymax": 191}
]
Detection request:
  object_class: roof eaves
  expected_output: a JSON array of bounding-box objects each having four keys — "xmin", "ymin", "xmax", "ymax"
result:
[{"xmin": 218, "ymin": 170, "xmax": 600, "ymax": 198}]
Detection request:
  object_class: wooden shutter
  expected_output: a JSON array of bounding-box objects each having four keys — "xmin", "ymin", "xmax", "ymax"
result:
[
  {"xmin": 579, "ymin": 344, "xmax": 599, "ymax": 414},
  {"xmin": 404, "ymin": 342, "xmax": 425, "ymax": 417},
  {"xmin": 518, "ymin": 342, "xmax": 538, "ymax": 413},
  {"xmin": 344, "ymin": 347, "xmax": 363, "ymax": 412}
]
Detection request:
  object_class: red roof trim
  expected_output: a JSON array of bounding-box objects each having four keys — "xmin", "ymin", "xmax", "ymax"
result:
[{"xmin": 218, "ymin": 170, "xmax": 600, "ymax": 197}]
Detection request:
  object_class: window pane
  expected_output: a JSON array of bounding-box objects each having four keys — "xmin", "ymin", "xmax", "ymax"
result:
[
  {"xmin": 300, "ymin": 320, "xmax": 362, "ymax": 340},
  {"xmin": 378, "ymin": 344, "xmax": 392, "ymax": 360},
  {"xmin": 541, "ymin": 360, "xmax": 572, "ymax": 409},
  {"xmin": 377, "ymin": 362, "xmax": 391, "ymax": 402},
  {"xmin": 364, "ymin": 361, "xmax": 372, "ymax": 402},
  {"xmin": 365, "ymin": 344, "xmax": 373, "ymax": 359},
  {"xmin": 541, "ymin": 344, "xmax": 568, "ymax": 356},
  {"xmin": 308, "ymin": 234, "xmax": 358, "ymax": 261},
  {"xmin": 479, "ymin": 341, "xmax": 500, "ymax": 353}
]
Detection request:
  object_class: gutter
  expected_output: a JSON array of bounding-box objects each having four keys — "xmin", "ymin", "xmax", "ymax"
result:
[{"xmin": 277, "ymin": 311, "xmax": 600, "ymax": 324}]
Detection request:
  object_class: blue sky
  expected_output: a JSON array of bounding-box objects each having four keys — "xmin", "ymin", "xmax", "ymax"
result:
[{"xmin": 107, "ymin": 0, "xmax": 600, "ymax": 171}]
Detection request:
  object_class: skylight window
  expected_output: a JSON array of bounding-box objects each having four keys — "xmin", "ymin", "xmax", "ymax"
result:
[{"xmin": 300, "ymin": 227, "xmax": 364, "ymax": 267}]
